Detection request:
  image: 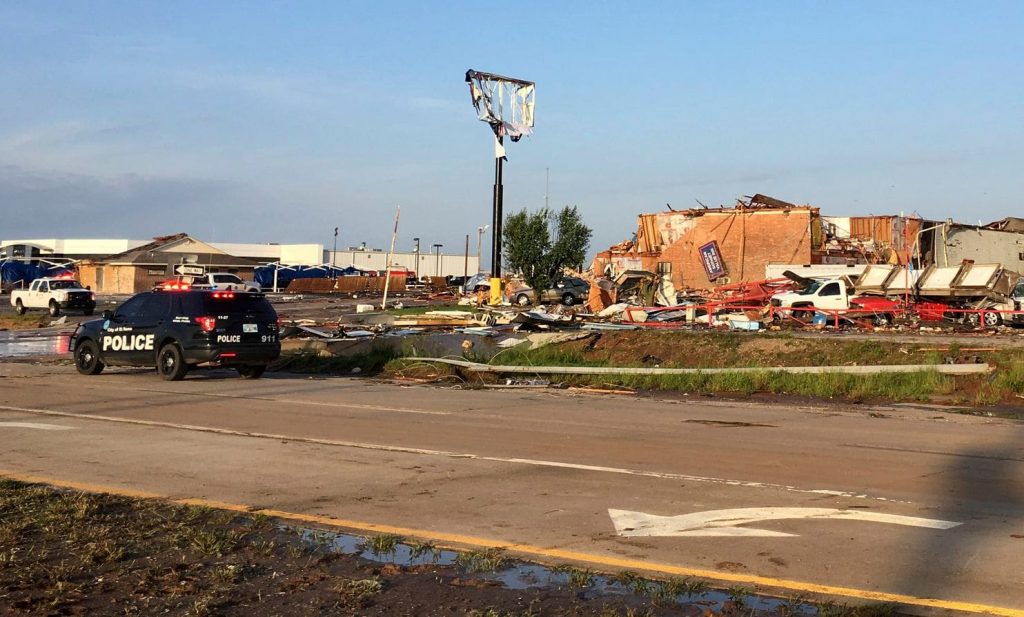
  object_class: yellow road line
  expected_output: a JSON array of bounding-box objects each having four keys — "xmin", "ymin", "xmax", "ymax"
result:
[{"xmin": 1, "ymin": 469, "xmax": 1020, "ymax": 617}]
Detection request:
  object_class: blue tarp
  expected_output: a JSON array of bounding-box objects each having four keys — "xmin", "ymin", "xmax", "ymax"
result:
[
  {"xmin": 253, "ymin": 265, "xmax": 367, "ymax": 289},
  {"xmin": 1, "ymin": 261, "xmax": 74, "ymax": 286}
]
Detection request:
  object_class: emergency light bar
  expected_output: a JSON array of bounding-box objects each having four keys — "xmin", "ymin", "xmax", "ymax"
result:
[{"xmin": 160, "ymin": 281, "xmax": 191, "ymax": 291}]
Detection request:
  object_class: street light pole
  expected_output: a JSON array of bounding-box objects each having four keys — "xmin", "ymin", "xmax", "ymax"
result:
[
  {"xmin": 331, "ymin": 227, "xmax": 338, "ymax": 279},
  {"xmin": 413, "ymin": 237, "xmax": 420, "ymax": 281},
  {"xmin": 432, "ymin": 244, "xmax": 443, "ymax": 278},
  {"xmin": 476, "ymin": 225, "xmax": 489, "ymax": 273}
]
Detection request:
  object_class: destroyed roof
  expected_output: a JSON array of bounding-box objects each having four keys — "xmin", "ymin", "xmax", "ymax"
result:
[
  {"xmin": 984, "ymin": 217, "xmax": 1024, "ymax": 233},
  {"xmin": 746, "ymin": 194, "xmax": 799, "ymax": 209},
  {"xmin": 101, "ymin": 233, "xmax": 259, "ymax": 266},
  {"xmin": 103, "ymin": 233, "xmax": 190, "ymax": 261},
  {"xmin": 667, "ymin": 194, "xmax": 817, "ymax": 216}
]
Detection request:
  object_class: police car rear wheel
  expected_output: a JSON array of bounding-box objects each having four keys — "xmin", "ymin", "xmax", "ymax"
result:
[
  {"xmin": 14, "ymin": 299, "xmax": 25, "ymax": 315},
  {"xmin": 75, "ymin": 340, "xmax": 104, "ymax": 376},
  {"xmin": 157, "ymin": 343, "xmax": 188, "ymax": 381},
  {"xmin": 237, "ymin": 365, "xmax": 266, "ymax": 379}
]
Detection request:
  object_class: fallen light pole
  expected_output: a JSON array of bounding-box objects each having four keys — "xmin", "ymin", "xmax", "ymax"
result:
[{"xmin": 465, "ymin": 69, "xmax": 535, "ymax": 304}]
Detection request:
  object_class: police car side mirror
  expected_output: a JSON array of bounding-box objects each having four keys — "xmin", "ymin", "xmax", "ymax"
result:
[{"xmin": 102, "ymin": 310, "xmax": 114, "ymax": 320}]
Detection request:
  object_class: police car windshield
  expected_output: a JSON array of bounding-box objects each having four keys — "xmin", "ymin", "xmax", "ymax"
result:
[{"xmin": 49, "ymin": 280, "xmax": 83, "ymax": 290}]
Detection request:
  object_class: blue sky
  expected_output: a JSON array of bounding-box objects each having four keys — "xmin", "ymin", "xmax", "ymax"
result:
[{"xmin": 1, "ymin": 1, "xmax": 1021, "ymax": 260}]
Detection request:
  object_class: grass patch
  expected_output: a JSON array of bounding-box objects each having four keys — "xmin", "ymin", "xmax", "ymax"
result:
[
  {"xmin": 0, "ymin": 313, "xmax": 50, "ymax": 330},
  {"xmin": 408, "ymin": 539, "xmax": 441, "ymax": 562},
  {"xmin": 384, "ymin": 304, "xmax": 466, "ymax": 315},
  {"xmin": 488, "ymin": 344, "xmax": 610, "ymax": 368},
  {"xmin": 364, "ymin": 533, "xmax": 403, "ymax": 557},
  {"xmin": 484, "ymin": 330, "xmax": 952, "ymax": 371},
  {"xmin": 334, "ymin": 576, "xmax": 383, "ymax": 604},
  {"xmin": 556, "ymin": 369, "xmax": 955, "ymax": 402},
  {"xmin": 274, "ymin": 345, "xmax": 401, "ymax": 374},
  {"xmin": 567, "ymin": 567, "xmax": 595, "ymax": 589},
  {"xmin": 991, "ymin": 360, "xmax": 1024, "ymax": 395},
  {"xmin": 456, "ymin": 548, "xmax": 509, "ymax": 573}
]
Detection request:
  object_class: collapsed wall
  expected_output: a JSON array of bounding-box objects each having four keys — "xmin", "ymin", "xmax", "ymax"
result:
[{"xmin": 593, "ymin": 201, "xmax": 818, "ymax": 290}]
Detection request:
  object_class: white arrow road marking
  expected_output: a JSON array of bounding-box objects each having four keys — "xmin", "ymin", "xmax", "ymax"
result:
[
  {"xmin": 0, "ymin": 421, "xmax": 73, "ymax": 431},
  {"xmin": 609, "ymin": 507, "xmax": 962, "ymax": 538}
]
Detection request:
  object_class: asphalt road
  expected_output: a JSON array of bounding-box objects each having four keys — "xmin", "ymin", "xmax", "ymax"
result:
[{"xmin": 1, "ymin": 362, "xmax": 1022, "ymax": 616}]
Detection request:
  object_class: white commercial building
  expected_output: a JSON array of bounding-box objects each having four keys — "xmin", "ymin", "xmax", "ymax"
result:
[
  {"xmin": 327, "ymin": 248, "xmax": 481, "ymax": 278},
  {"xmin": 1, "ymin": 237, "xmax": 481, "ymax": 277},
  {"xmin": 1, "ymin": 237, "xmax": 325, "ymax": 266}
]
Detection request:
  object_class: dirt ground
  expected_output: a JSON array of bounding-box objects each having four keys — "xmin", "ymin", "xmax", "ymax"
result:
[
  {"xmin": 1, "ymin": 480, "xmax": 867, "ymax": 617},
  {"xmin": 551, "ymin": 331, "xmax": 959, "ymax": 368}
]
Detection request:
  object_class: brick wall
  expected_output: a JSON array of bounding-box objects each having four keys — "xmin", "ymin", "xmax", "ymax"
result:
[
  {"xmin": 593, "ymin": 209, "xmax": 816, "ymax": 290},
  {"xmin": 659, "ymin": 209, "xmax": 814, "ymax": 289}
]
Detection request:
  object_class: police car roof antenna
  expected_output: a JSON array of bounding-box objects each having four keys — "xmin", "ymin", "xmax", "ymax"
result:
[
  {"xmin": 380, "ymin": 205, "xmax": 401, "ymax": 310},
  {"xmin": 464, "ymin": 69, "xmax": 535, "ymax": 280}
]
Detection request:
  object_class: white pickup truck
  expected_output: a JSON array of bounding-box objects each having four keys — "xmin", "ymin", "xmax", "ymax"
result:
[
  {"xmin": 770, "ymin": 273, "xmax": 900, "ymax": 325},
  {"xmin": 188, "ymin": 273, "xmax": 261, "ymax": 292},
  {"xmin": 11, "ymin": 278, "xmax": 96, "ymax": 317}
]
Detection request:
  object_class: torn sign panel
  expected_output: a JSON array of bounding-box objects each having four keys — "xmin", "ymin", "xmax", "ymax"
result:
[{"xmin": 465, "ymin": 69, "xmax": 535, "ymax": 141}]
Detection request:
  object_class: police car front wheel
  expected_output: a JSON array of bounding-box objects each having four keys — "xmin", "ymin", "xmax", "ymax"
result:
[
  {"xmin": 74, "ymin": 340, "xmax": 104, "ymax": 376},
  {"xmin": 156, "ymin": 343, "xmax": 188, "ymax": 381}
]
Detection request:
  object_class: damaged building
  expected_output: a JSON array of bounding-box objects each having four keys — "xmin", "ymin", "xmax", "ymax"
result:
[
  {"xmin": 593, "ymin": 195, "xmax": 934, "ymax": 290},
  {"xmin": 918, "ymin": 218, "xmax": 1024, "ymax": 269},
  {"xmin": 594, "ymin": 193, "xmax": 1024, "ymax": 293},
  {"xmin": 77, "ymin": 233, "xmax": 261, "ymax": 294},
  {"xmin": 593, "ymin": 195, "xmax": 832, "ymax": 290}
]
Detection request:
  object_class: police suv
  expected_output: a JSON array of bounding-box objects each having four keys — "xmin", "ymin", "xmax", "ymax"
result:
[{"xmin": 70, "ymin": 282, "xmax": 281, "ymax": 381}]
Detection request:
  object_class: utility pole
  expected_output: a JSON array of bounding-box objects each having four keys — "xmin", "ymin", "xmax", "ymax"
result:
[
  {"xmin": 380, "ymin": 205, "xmax": 400, "ymax": 310},
  {"xmin": 463, "ymin": 234, "xmax": 469, "ymax": 281}
]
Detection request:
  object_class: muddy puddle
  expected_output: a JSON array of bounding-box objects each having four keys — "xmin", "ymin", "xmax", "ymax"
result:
[
  {"xmin": 295, "ymin": 527, "xmax": 819, "ymax": 615},
  {"xmin": 0, "ymin": 331, "xmax": 71, "ymax": 358}
]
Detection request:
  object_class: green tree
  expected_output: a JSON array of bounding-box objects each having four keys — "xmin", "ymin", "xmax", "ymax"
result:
[{"xmin": 503, "ymin": 205, "xmax": 592, "ymax": 294}]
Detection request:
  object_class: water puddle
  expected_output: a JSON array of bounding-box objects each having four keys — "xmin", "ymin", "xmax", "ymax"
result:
[
  {"xmin": 292, "ymin": 526, "xmax": 819, "ymax": 615},
  {"xmin": 0, "ymin": 332, "xmax": 71, "ymax": 358}
]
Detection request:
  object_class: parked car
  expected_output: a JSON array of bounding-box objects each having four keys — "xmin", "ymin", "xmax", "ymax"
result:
[
  {"xmin": 513, "ymin": 277, "xmax": 590, "ymax": 307},
  {"xmin": 465, "ymin": 272, "xmax": 491, "ymax": 291},
  {"xmin": 447, "ymin": 275, "xmax": 470, "ymax": 289},
  {"xmin": 1011, "ymin": 281, "xmax": 1024, "ymax": 326},
  {"xmin": 189, "ymin": 272, "xmax": 261, "ymax": 292},
  {"xmin": 11, "ymin": 278, "xmax": 96, "ymax": 317}
]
